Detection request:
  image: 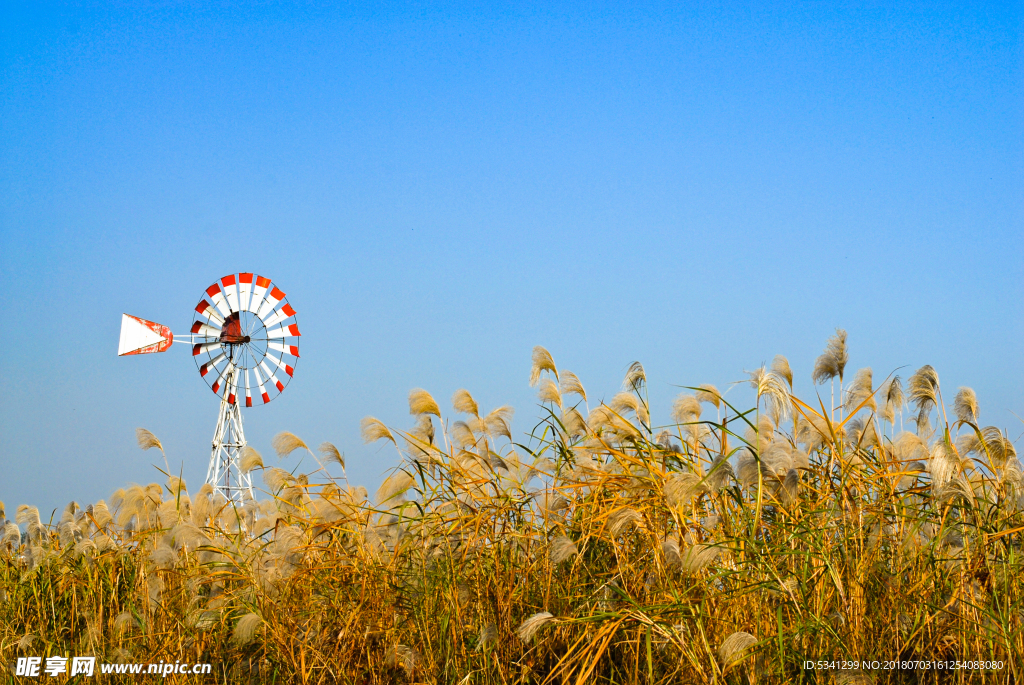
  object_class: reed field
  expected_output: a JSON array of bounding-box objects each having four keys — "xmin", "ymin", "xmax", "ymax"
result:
[{"xmin": 2, "ymin": 331, "xmax": 1022, "ymax": 683}]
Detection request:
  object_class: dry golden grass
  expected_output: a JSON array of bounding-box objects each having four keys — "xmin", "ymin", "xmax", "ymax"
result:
[{"xmin": 2, "ymin": 338, "xmax": 1022, "ymax": 683}]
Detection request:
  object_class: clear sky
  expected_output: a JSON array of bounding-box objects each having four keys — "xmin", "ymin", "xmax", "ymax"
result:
[{"xmin": 1, "ymin": 2, "xmax": 1021, "ymax": 518}]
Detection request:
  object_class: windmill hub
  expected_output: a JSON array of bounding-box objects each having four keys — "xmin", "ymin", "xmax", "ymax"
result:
[{"xmin": 118, "ymin": 273, "xmax": 301, "ymax": 502}]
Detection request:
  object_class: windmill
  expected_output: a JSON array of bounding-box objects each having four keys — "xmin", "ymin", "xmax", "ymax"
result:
[{"xmin": 118, "ymin": 273, "xmax": 300, "ymax": 501}]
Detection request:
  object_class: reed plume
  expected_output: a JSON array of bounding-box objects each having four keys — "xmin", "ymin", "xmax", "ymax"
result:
[
  {"xmin": 360, "ymin": 417, "xmax": 395, "ymax": 444},
  {"xmin": 623, "ymin": 361, "xmax": 646, "ymax": 391},
  {"xmin": 262, "ymin": 467, "xmax": 291, "ymax": 491},
  {"xmin": 452, "ymin": 389, "xmax": 479, "ymax": 416},
  {"xmin": 530, "ymin": 346, "xmax": 557, "ymax": 386},
  {"xmin": 887, "ymin": 375, "xmax": 904, "ymax": 410},
  {"xmin": 231, "ymin": 612, "xmax": 263, "ymax": 647},
  {"xmin": 665, "ymin": 473, "xmax": 706, "ymax": 508},
  {"xmin": 954, "ymin": 387, "xmax": 979, "ymax": 424},
  {"xmin": 771, "ymin": 355, "xmax": 793, "ymax": 388},
  {"xmin": 408, "ymin": 389, "xmax": 441, "ymax": 417},
  {"xmin": 827, "ymin": 328, "xmax": 849, "ymax": 381},
  {"xmin": 537, "ymin": 378, "xmax": 562, "ymax": 408},
  {"xmin": 15, "ymin": 505, "xmax": 40, "ymax": 527},
  {"xmin": 880, "ymin": 375, "xmax": 904, "ymax": 423},
  {"xmin": 559, "ymin": 370, "xmax": 587, "ymax": 401},
  {"xmin": 376, "ymin": 471, "xmax": 415, "ymax": 505},
  {"xmin": 812, "ymin": 328, "xmax": 848, "ymax": 384},
  {"xmin": 451, "ymin": 421, "xmax": 478, "ymax": 449},
  {"xmin": 409, "ymin": 415, "xmax": 435, "ymax": 445},
  {"xmin": 549, "ymin": 535, "xmax": 579, "ymax": 564},
  {"xmin": 136, "ymin": 427, "xmax": 170, "ymax": 472},
  {"xmin": 483, "ymin": 406, "xmax": 514, "ymax": 439},
  {"xmin": 671, "ymin": 394, "xmax": 701, "ymax": 424},
  {"xmin": 561, "ymin": 406, "xmax": 587, "ymax": 438},
  {"xmin": 272, "ymin": 432, "xmax": 309, "ymax": 457},
  {"xmin": 908, "ymin": 365, "xmax": 939, "ymax": 413},
  {"xmin": 608, "ymin": 507, "xmax": 644, "ymax": 536},
  {"xmin": 718, "ymin": 631, "xmax": 757, "ymax": 669},
  {"xmin": 959, "ymin": 427, "xmax": 1016, "ymax": 467},
  {"xmin": 748, "ymin": 366, "xmax": 790, "ymax": 421},
  {"xmin": 318, "ymin": 442, "xmax": 346, "ymax": 470},
  {"xmin": 845, "ymin": 367, "xmax": 875, "ymax": 412},
  {"xmin": 679, "ymin": 544, "xmax": 720, "ymax": 574},
  {"xmin": 240, "ymin": 446, "xmax": 264, "ymax": 473},
  {"xmin": 695, "ymin": 384, "xmax": 721, "ymax": 408},
  {"xmin": 517, "ymin": 612, "xmax": 556, "ymax": 642},
  {"xmin": 135, "ymin": 427, "xmax": 163, "ymax": 452},
  {"xmin": 476, "ymin": 624, "xmax": 497, "ymax": 651}
]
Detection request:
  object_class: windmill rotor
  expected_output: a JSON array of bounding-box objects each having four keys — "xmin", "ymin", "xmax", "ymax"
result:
[{"xmin": 191, "ymin": 273, "xmax": 300, "ymax": 406}]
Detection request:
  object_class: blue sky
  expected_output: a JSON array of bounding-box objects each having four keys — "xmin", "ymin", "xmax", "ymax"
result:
[{"xmin": 1, "ymin": 2, "xmax": 1021, "ymax": 517}]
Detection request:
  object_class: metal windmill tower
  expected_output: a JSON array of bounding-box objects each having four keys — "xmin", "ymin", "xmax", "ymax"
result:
[{"xmin": 118, "ymin": 273, "xmax": 300, "ymax": 501}]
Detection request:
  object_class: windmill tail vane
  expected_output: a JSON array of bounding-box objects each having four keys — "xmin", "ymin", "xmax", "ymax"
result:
[{"xmin": 118, "ymin": 273, "xmax": 301, "ymax": 502}]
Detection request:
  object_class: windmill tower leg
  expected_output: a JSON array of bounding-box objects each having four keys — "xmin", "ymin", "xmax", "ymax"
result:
[{"xmin": 206, "ymin": 370, "xmax": 254, "ymax": 502}]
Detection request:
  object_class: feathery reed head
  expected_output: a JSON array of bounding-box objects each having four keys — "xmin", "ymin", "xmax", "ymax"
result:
[
  {"xmin": 318, "ymin": 442, "xmax": 345, "ymax": 469},
  {"xmin": 623, "ymin": 361, "xmax": 646, "ymax": 391},
  {"xmin": 908, "ymin": 365, "xmax": 939, "ymax": 412},
  {"xmin": 887, "ymin": 375, "xmax": 904, "ymax": 409},
  {"xmin": 408, "ymin": 389, "xmax": 441, "ymax": 417},
  {"xmin": 476, "ymin": 624, "xmax": 498, "ymax": 651},
  {"xmin": 537, "ymin": 378, "xmax": 562, "ymax": 407},
  {"xmin": 360, "ymin": 417, "xmax": 395, "ymax": 444},
  {"xmin": 771, "ymin": 355, "xmax": 793, "ymax": 388},
  {"xmin": 451, "ymin": 389, "xmax": 479, "ymax": 416},
  {"xmin": 451, "ymin": 421, "xmax": 478, "ymax": 449},
  {"xmin": 609, "ymin": 392, "xmax": 648, "ymax": 425},
  {"xmin": 671, "ymin": 394, "xmax": 701, "ymax": 424},
  {"xmin": 484, "ymin": 406, "xmax": 514, "ymax": 439},
  {"xmin": 845, "ymin": 367, "xmax": 875, "ymax": 412},
  {"xmin": 961, "ymin": 426, "xmax": 1017, "ymax": 467},
  {"xmin": 748, "ymin": 367, "xmax": 790, "ymax": 420},
  {"xmin": 384, "ymin": 645, "xmax": 419, "ymax": 674},
  {"xmin": 135, "ymin": 428, "xmax": 163, "ymax": 452},
  {"xmin": 530, "ymin": 346, "xmax": 558, "ymax": 386},
  {"xmin": 410, "ymin": 415, "xmax": 435, "ymax": 445},
  {"xmin": 880, "ymin": 375, "xmax": 904, "ymax": 422},
  {"xmin": 112, "ymin": 612, "xmax": 139, "ymax": 635},
  {"xmin": 812, "ymin": 328, "xmax": 848, "ymax": 384},
  {"xmin": 263, "ymin": 467, "xmax": 291, "ymax": 491},
  {"xmin": 240, "ymin": 446, "xmax": 264, "ymax": 474},
  {"xmin": 665, "ymin": 472, "xmax": 706, "ymax": 508},
  {"xmin": 608, "ymin": 507, "xmax": 644, "ymax": 536},
  {"xmin": 272, "ymin": 432, "xmax": 309, "ymax": 457},
  {"xmin": 376, "ymin": 471, "xmax": 415, "ymax": 505},
  {"xmin": 517, "ymin": 611, "xmax": 556, "ymax": 642},
  {"xmin": 695, "ymin": 384, "xmax": 721, "ymax": 408},
  {"xmin": 549, "ymin": 535, "xmax": 579, "ymax": 564},
  {"xmin": 812, "ymin": 354, "xmax": 838, "ymax": 385},
  {"xmin": 827, "ymin": 328, "xmax": 849, "ymax": 381},
  {"xmin": 718, "ymin": 631, "xmax": 758, "ymax": 669},
  {"xmin": 558, "ymin": 370, "xmax": 587, "ymax": 401},
  {"xmin": 16, "ymin": 505, "xmax": 40, "ymax": 526},
  {"xmin": 954, "ymin": 387, "xmax": 979, "ymax": 424},
  {"xmin": 679, "ymin": 543, "xmax": 720, "ymax": 574},
  {"xmin": 231, "ymin": 612, "xmax": 263, "ymax": 647}
]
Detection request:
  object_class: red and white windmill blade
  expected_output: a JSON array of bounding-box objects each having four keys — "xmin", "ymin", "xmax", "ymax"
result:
[{"xmin": 118, "ymin": 272, "xmax": 300, "ymax": 406}]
